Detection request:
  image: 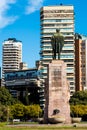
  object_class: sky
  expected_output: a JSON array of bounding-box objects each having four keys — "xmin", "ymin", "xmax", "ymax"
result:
[{"xmin": 0, "ymin": 0, "xmax": 87, "ymax": 69}]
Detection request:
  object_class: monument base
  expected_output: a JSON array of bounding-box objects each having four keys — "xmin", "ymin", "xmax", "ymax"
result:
[
  {"xmin": 44, "ymin": 60, "xmax": 71, "ymax": 124},
  {"xmin": 48, "ymin": 115, "xmax": 65, "ymax": 124}
]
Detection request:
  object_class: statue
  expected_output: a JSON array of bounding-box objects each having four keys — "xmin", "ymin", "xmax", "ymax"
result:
[{"xmin": 51, "ymin": 29, "xmax": 64, "ymax": 60}]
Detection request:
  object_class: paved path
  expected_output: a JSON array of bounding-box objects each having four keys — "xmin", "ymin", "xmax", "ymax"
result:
[{"xmin": 7, "ymin": 123, "xmax": 87, "ymax": 127}]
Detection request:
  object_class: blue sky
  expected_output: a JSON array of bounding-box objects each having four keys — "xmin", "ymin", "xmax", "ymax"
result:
[{"xmin": 0, "ymin": 0, "xmax": 87, "ymax": 69}]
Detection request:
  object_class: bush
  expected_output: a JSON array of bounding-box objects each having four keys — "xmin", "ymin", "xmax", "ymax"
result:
[
  {"xmin": 10, "ymin": 104, "xmax": 42, "ymax": 121},
  {"xmin": 70, "ymin": 105, "xmax": 87, "ymax": 118},
  {"xmin": 0, "ymin": 103, "xmax": 42, "ymax": 122},
  {"xmin": 28, "ymin": 104, "xmax": 42, "ymax": 118},
  {"xmin": 70, "ymin": 91, "xmax": 87, "ymax": 121},
  {"xmin": 10, "ymin": 104, "xmax": 25, "ymax": 119}
]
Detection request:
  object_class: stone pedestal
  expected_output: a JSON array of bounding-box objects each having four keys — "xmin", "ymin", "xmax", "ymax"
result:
[{"xmin": 44, "ymin": 60, "xmax": 71, "ymax": 124}]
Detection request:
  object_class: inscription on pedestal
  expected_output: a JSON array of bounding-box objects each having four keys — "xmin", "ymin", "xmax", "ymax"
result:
[{"xmin": 52, "ymin": 68, "xmax": 62, "ymax": 91}]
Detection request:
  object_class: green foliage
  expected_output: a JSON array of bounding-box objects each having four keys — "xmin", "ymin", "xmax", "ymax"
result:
[
  {"xmin": 70, "ymin": 91, "xmax": 87, "ymax": 120},
  {"xmin": 26, "ymin": 104, "xmax": 42, "ymax": 118},
  {"xmin": 0, "ymin": 104, "xmax": 8, "ymax": 121},
  {"xmin": 0, "ymin": 102, "xmax": 42, "ymax": 122},
  {"xmin": 10, "ymin": 104, "xmax": 42, "ymax": 120},
  {"xmin": 10, "ymin": 104, "xmax": 25, "ymax": 119},
  {"xmin": 0, "ymin": 87, "xmax": 42, "ymax": 121},
  {"xmin": 70, "ymin": 91, "xmax": 87, "ymax": 105},
  {"xmin": 70, "ymin": 105, "xmax": 87, "ymax": 117},
  {"xmin": 0, "ymin": 87, "xmax": 18, "ymax": 106}
]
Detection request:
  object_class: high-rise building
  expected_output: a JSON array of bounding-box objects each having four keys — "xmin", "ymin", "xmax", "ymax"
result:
[
  {"xmin": 40, "ymin": 5, "xmax": 75, "ymax": 108},
  {"xmin": 19, "ymin": 62, "xmax": 28, "ymax": 70},
  {"xmin": 75, "ymin": 34, "xmax": 87, "ymax": 91},
  {"xmin": 2, "ymin": 38, "xmax": 22, "ymax": 86}
]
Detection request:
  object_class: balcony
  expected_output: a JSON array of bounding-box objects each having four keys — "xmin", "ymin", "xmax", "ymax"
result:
[{"xmin": 5, "ymin": 79, "xmax": 39, "ymax": 87}]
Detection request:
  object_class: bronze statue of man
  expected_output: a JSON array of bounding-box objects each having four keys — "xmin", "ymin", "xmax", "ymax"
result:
[{"xmin": 51, "ymin": 29, "xmax": 64, "ymax": 60}]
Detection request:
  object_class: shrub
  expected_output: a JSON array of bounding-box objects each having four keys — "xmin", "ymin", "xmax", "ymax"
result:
[
  {"xmin": 70, "ymin": 105, "xmax": 87, "ymax": 117},
  {"xmin": 10, "ymin": 104, "xmax": 42, "ymax": 121},
  {"xmin": 10, "ymin": 104, "xmax": 25, "ymax": 119}
]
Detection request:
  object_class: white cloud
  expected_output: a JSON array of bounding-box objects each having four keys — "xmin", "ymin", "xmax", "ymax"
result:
[
  {"xmin": 26, "ymin": 0, "xmax": 44, "ymax": 14},
  {"xmin": 0, "ymin": 0, "xmax": 44, "ymax": 28},
  {"xmin": 0, "ymin": 0, "xmax": 18, "ymax": 29}
]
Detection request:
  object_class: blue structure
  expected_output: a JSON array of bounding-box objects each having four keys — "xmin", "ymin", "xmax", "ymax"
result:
[
  {"xmin": 5, "ymin": 68, "xmax": 40, "ymax": 105},
  {"xmin": 5, "ymin": 68, "xmax": 40, "ymax": 87}
]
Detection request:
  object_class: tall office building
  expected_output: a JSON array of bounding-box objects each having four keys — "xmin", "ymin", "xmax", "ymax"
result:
[
  {"xmin": 75, "ymin": 34, "xmax": 87, "ymax": 91},
  {"xmin": 40, "ymin": 5, "xmax": 75, "ymax": 108},
  {"xmin": 2, "ymin": 38, "xmax": 22, "ymax": 86}
]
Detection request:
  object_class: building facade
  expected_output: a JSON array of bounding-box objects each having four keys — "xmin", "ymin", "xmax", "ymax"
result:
[
  {"xmin": 19, "ymin": 62, "xmax": 28, "ymax": 70},
  {"xmin": 40, "ymin": 5, "xmax": 75, "ymax": 108},
  {"xmin": 5, "ymin": 68, "xmax": 40, "ymax": 104},
  {"xmin": 75, "ymin": 34, "xmax": 87, "ymax": 91},
  {"xmin": 2, "ymin": 38, "xmax": 22, "ymax": 86}
]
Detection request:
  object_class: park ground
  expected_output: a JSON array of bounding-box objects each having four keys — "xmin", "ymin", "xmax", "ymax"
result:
[{"xmin": 1, "ymin": 122, "xmax": 87, "ymax": 130}]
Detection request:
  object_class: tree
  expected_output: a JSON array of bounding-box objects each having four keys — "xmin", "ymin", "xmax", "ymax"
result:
[
  {"xmin": 0, "ymin": 104, "xmax": 8, "ymax": 121},
  {"xmin": 70, "ymin": 90, "xmax": 87, "ymax": 105},
  {"xmin": 27, "ymin": 104, "xmax": 42, "ymax": 118},
  {"xmin": 24, "ymin": 104, "xmax": 42, "ymax": 120},
  {"xmin": 10, "ymin": 104, "xmax": 42, "ymax": 120},
  {"xmin": 0, "ymin": 87, "xmax": 18, "ymax": 106},
  {"xmin": 70, "ymin": 91, "xmax": 87, "ymax": 121},
  {"xmin": 10, "ymin": 104, "xmax": 25, "ymax": 119}
]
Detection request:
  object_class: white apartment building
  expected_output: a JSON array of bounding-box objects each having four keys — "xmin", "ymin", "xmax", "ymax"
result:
[
  {"xmin": 2, "ymin": 38, "xmax": 22, "ymax": 86},
  {"xmin": 40, "ymin": 5, "xmax": 75, "ymax": 108}
]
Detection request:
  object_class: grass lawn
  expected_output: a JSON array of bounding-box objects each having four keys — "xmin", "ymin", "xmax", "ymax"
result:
[
  {"xmin": 0, "ymin": 122, "xmax": 87, "ymax": 130},
  {"xmin": 0, "ymin": 125, "xmax": 87, "ymax": 130}
]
